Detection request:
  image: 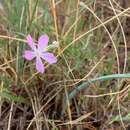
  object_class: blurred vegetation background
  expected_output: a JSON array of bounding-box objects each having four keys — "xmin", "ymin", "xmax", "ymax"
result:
[{"xmin": 0, "ymin": 0, "xmax": 130, "ymax": 130}]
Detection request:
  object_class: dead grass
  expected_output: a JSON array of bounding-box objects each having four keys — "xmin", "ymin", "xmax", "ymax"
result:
[{"xmin": 0, "ymin": 0, "xmax": 130, "ymax": 130}]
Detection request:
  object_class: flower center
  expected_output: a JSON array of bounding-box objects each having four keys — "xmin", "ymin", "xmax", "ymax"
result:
[{"xmin": 34, "ymin": 48, "xmax": 42, "ymax": 57}]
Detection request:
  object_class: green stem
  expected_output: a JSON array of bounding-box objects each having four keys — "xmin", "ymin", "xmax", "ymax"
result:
[{"xmin": 62, "ymin": 73, "xmax": 130, "ymax": 115}]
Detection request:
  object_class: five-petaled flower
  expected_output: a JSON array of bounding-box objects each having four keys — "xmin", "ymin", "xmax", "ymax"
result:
[{"xmin": 23, "ymin": 34, "xmax": 57, "ymax": 73}]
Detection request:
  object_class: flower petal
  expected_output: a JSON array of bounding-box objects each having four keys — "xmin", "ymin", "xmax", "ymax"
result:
[
  {"xmin": 41, "ymin": 52, "xmax": 57, "ymax": 64},
  {"xmin": 23, "ymin": 50, "xmax": 35, "ymax": 60},
  {"xmin": 36, "ymin": 57, "xmax": 45, "ymax": 73},
  {"xmin": 26, "ymin": 35, "xmax": 36, "ymax": 50},
  {"xmin": 38, "ymin": 35, "xmax": 49, "ymax": 51}
]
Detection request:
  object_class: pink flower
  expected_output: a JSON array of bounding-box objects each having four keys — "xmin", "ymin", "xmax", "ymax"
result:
[{"xmin": 23, "ymin": 34, "xmax": 57, "ymax": 73}]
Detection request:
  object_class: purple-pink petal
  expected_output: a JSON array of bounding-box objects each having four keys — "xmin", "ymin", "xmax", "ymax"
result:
[
  {"xmin": 38, "ymin": 35, "xmax": 49, "ymax": 51},
  {"xmin": 41, "ymin": 52, "xmax": 57, "ymax": 64},
  {"xmin": 23, "ymin": 50, "xmax": 35, "ymax": 60},
  {"xmin": 36, "ymin": 57, "xmax": 45, "ymax": 73},
  {"xmin": 27, "ymin": 35, "xmax": 36, "ymax": 50}
]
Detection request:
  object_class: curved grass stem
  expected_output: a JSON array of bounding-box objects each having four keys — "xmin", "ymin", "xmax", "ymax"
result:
[{"xmin": 62, "ymin": 73, "xmax": 130, "ymax": 114}]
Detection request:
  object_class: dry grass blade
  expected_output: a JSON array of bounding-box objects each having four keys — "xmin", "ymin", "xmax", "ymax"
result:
[{"xmin": 59, "ymin": 112, "xmax": 93, "ymax": 125}]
